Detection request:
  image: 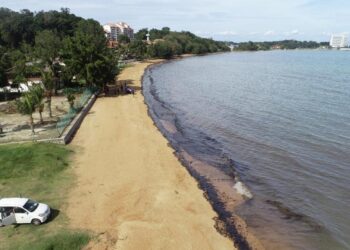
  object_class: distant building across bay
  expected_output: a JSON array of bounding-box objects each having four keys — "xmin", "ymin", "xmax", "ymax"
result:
[{"xmin": 330, "ymin": 34, "xmax": 349, "ymax": 48}]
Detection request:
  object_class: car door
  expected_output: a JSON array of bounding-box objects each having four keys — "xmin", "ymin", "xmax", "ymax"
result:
[
  {"xmin": 0, "ymin": 207, "xmax": 16, "ymax": 226},
  {"xmin": 14, "ymin": 207, "xmax": 31, "ymax": 224}
]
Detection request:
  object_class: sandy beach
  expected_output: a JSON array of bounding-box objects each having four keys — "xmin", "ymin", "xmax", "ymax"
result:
[{"xmin": 66, "ymin": 60, "xmax": 236, "ymax": 249}]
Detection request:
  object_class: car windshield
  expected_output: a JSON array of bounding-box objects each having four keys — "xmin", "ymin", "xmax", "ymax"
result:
[{"xmin": 23, "ymin": 199, "xmax": 39, "ymax": 212}]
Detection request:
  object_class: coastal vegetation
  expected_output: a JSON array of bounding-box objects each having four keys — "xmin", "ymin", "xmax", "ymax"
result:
[
  {"xmin": 117, "ymin": 27, "xmax": 230, "ymax": 59},
  {"xmin": 0, "ymin": 143, "xmax": 90, "ymax": 249},
  {"xmin": 15, "ymin": 85, "xmax": 42, "ymax": 134},
  {"xmin": 0, "ymin": 7, "xmax": 118, "ymax": 90},
  {"xmin": 233, "ymin": 40, "xmax": 329, "ymax": 51}
]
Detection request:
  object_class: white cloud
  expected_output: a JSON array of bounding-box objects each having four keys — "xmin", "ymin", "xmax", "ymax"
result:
[
  {"xmin": 284, "ymin": 29, "xmax": 300, "ymax": 36},
  {"xmin": 215, "ymin": 31, "xmax": 238, "ymax": 36},
  {"xmin": 264, "ymin": 30, "xmax": 275, "ymax": 36},
  {"xmin": 248, "ymin": 32, "xmax": 259, "ymax": 35},
  {"xmin": 194, "ymin": 31, "xmax": 210, "ymax": 36}
]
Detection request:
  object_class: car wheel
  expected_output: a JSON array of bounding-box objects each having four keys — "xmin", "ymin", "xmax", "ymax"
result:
[
  {"xmin": 0, "ymin": 220, "xmax": 3, "ymax": 227},
  {"xmin": 31, "ymin": 219, "xmax": 42, "ymax": 226}
]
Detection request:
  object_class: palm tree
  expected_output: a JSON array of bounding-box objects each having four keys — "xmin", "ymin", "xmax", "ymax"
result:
[
  {"xmin": 32, "ymin": 85, "xmax": 45, "ymax": 124},
  {"xmin": 16, "ymin": 90, "xmax": 37, "ymax": 134},
  {"xmin": 41, "ymin": 70, "xmax": 54, "ymax": 118},
  {"xmin": 63, "ymin": 88, "xmax": 76, "ymax": 110}
]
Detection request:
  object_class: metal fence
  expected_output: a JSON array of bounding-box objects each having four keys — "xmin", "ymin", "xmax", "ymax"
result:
[{"xmin": 56, "ymin": 87, "xmax": 98, "ymax": 136}]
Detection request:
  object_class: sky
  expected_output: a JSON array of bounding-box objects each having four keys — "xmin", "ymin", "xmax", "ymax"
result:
[{"xmin": 0, "ymin": 0, "xmax": 349, "ymax": 42}]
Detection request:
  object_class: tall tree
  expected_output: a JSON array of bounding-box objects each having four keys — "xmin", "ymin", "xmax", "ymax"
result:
[
  {"xmin": 63, "ymin": 19, "xmax": 117, "ymax": 88},
  {"xmin": 0, "ymin": 9, "xmax": 35, "ymax": 48},
  {"xmin": 149, "ymin": 27, "xmax": 171, "ymax": 40},
  {"xmin": 148, "ymin": 41, "xmax": 174, "ymax": 59},
  {"xmin": 41, "ymin": 70, "xmax": 54, "ymax": 117},
  {"xmin": 134, "ymin": 28, "xmax": 148, "ymax": 41},
  {"xmin": 117, "ymin": 34, "xmax": 130, "ymax": 44},
  {"xmin": 35, "ymin": 30, "xmax": 62, "ymax": 92},
  {"xmin": 0, "ymin": 49, "xmax": 11, "ymax": 87},
  {"xmin": 129, "ymin": 40, "xmax": 148, "ymax": 60},
  {"xmin": 10, "ymin": 49, "xmax": 27, "ymax": 84},
  {"xmin": 15, "ymin": 89, "xmax": 37, "ymax": 134},
  {"xmin": 32, "ymin": 85, "xmax": 45, "ymax": 124},
  {"xmin": 0, "ymin": 8, "xmax": 83, "ymax": 49}
]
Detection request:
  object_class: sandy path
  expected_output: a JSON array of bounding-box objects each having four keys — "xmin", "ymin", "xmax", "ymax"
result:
[{"xmin": 67, "ymin": 61, "xmax": 235, "ymax": 250}]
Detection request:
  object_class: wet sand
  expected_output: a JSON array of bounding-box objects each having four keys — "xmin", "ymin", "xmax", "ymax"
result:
[{"xmin": 66, "ymin": 60, "xmax": 236, "ymax": 249}]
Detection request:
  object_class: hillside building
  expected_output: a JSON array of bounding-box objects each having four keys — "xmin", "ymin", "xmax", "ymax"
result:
[{"xmin": 103, "ymin": 22, "xmax": 134, "ymax": 41}]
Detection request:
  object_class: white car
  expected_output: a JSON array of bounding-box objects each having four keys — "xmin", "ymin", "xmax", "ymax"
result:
[{"xmin": 0, "ymin": 198, "xmax": 51, "ymax": 226}]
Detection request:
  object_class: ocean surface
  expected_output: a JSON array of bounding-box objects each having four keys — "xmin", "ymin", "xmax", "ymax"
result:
[{"xmin": 142, "ymin": 51, "xmax": 350, "ymax": 250}]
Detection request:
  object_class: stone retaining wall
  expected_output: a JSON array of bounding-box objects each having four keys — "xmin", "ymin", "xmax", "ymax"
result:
[{"xmin": 60, "ymin": 92, "xmax": 97, "ymax": 144}]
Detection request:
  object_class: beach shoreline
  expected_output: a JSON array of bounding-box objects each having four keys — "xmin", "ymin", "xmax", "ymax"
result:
[
  {"xmin": 142, "ymin": 60, "xmax": 265, "ymax": 250},
  {"xmin": 66, "ymin": 59, "xmax": 240, "ymax": 249}
]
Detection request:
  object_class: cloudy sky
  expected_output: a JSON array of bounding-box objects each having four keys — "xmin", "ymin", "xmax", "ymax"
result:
[{"xmin": 0, "ymin": 0, "xmax": 349, "ymax": 42}]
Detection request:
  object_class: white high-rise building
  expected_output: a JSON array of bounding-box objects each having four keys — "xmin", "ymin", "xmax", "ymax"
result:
[
  {"xmin": 103, "ymin": 22, "xmax": 134, "ymax": 41},
  {"xmin": 330, "ymin": 34, "xmax": 349, "ymax": 48}
]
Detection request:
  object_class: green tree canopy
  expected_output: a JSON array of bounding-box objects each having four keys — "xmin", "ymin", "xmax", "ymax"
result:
[
  {"xmin": 41, "ymin": 69, "xmax": 54, "ymax": 117},
  {"xmin": 148, "ymin": 40, "xmax": 175, "ymax": 59},
  {"xmin": 63, "ymin": 19, "xmax": 118, "ymax": 87},
  {"xmin": 117, "ymin": 34, "xmax": 131, "ymax": 44},
  {"xmin": 0, "ymin": 9, "xmax": 36, "ymax": 48},
  {"xmin": 0, "ymin": 8, "xmax": 82, "ymax": 49},
  {"xmin": 35, "ymin": 30, "xmax": 62, "ymax": 67},
  {"xmin": 234, "ymin": 40, "xmax": 328, "ymax": 51},
  {"xmin": 149, "ymin": 27, "xmax": 171, "ymax": 40},
  {"xmin": 31, "ymin": 84, "xmax": 45, "ymax": 123},
  {"xmin": 129, "ymin": 40, "xmax": 148, "ymax": 60},
  {"xmin": 133, "ymin": 28, "xmax": 229, "ymax": 58},
  {"xmin": 135, "ymin": 28, "xmax": 148, "ymax": 41},
  {"xmin": 0, "ymin": 48, "xmax": 11, "ymax": 87},
  {"xmin": 34, "ymin": 30, "xmax": 64, "ymax": 94}
]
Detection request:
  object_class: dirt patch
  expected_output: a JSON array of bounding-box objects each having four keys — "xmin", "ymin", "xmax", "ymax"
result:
[{"xmin": 0, "ymin": 96, "xmax": 70, "ymax": 143}]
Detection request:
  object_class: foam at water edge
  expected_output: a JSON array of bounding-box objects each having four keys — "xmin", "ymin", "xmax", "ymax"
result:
[{"xmin": 234, "ymin": 181, "xmax": 253, "ymax": 199}]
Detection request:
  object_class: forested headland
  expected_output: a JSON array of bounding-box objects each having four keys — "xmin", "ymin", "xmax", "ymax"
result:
[
  {"xmin": 231, "ymin": 40, "xmax": 329, "ymax": 51},
  {"xmin": 118, "ymin": 27, "xmax": 230, "ymax": 60}
]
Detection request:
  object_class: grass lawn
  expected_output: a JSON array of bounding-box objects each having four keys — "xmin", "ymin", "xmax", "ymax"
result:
[{"xmin": 0, "ymin": 143, "xmax": 90, "ymax": 250}]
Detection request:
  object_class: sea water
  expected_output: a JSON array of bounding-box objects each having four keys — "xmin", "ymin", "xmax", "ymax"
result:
[{"xmin": 143, "ymin": 51, "xmax": 350, "ymax": 250}]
